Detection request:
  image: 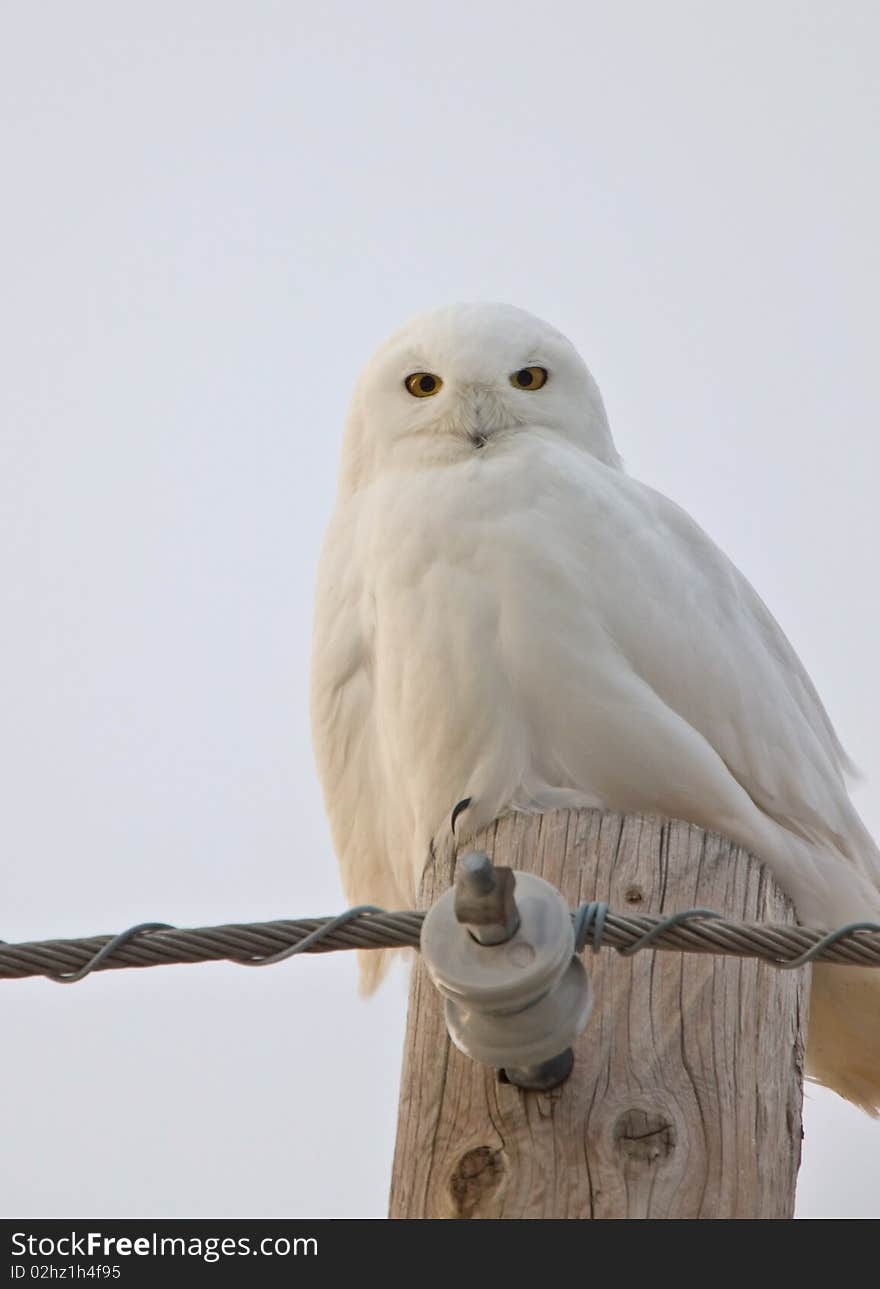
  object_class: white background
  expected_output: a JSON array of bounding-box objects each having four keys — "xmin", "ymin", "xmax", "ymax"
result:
[{"xmin": 2, "ymin": 2, "xmax": 877, "ymax": 1217}]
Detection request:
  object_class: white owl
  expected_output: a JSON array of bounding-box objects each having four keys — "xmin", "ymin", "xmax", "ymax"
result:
[{"xmin": 310, "ymin": 302, "xmax": 880, "ymax": 1113}]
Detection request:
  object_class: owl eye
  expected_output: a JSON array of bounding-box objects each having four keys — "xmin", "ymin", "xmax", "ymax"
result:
[
  {"xmin": 510, "ymin": 366, "xmax": 548, "ymax": 390},
  {"xmin": 405, "ymin": 372, "xmax": 443, "ymax": 398}
]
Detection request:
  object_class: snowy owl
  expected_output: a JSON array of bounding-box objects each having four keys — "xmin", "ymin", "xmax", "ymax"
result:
[{"xmin": 310, "ymin": 301, "xmax": 880, "ymax": 1114}]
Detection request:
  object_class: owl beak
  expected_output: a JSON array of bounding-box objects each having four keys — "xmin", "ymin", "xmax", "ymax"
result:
[{"xmin": 465, "ymin": 387, "xmax": 493, "ymax": 448}]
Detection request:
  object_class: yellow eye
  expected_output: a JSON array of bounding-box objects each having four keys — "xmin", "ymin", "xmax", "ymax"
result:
[
  {"xmin": 510, "ymin": 366, "xmax": 548, "ymax": 391},
  {"xmin": 405, "ymin": 372, "xmax": 443, "ymax": 398}
]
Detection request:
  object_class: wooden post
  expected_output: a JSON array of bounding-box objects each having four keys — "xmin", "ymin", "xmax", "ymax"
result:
[{"xmin": 389, "ymin": 808, "xmax": 809, "ymax": 1219}]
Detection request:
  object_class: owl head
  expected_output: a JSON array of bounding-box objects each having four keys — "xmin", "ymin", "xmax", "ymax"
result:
[{"xmin": 339, "ymin": 302, "xmax": 621, "ymax": 492}]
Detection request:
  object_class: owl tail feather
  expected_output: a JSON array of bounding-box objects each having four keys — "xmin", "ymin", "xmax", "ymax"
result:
[
  {"xmin": 807, "ymin": 965, "xmax": 880, "ymax": 1116},
  {"xmin": 357, "ymin": 946, "xmax": 393, "ymax": 996}
]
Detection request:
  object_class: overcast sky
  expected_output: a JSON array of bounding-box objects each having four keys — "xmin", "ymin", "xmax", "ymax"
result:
[{"xmin": 2, "ymin": 2, "xmax": 878, "ymax": 1218}]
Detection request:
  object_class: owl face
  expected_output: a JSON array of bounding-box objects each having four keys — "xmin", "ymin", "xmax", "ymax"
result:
[{"xmin": 341, "ymin": 302, "xmax": 620, "ymax": 490}]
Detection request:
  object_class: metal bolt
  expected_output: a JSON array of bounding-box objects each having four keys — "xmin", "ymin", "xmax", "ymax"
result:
[
  {"xmin": 454, "ymin": 852, "xmax": 520, "ymax": 946},
  {"xmin": 460, "ymin": 852, "xmax": 496, "ymax": 895},
  {"xmin": 503, "ymin": 1049, "xmax": 575, "ymax": 1091}
]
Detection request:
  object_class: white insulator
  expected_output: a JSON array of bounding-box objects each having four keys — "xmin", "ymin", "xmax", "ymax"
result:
[{"xmin": 420, "ymin": 868, "xmax": 593, "ymax": 1088}]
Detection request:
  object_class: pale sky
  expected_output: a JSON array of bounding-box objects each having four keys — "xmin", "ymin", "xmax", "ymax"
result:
[{"xmin": 1, "ymin": 1, "xmax": 878, "ymax": 1218}]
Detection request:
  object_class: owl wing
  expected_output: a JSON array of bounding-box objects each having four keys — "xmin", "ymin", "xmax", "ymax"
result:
[
  {"xmin": 310, "ymin": 502, "xmax": 410, "ymax": 920},
  {"xmin": 594, "ymin": 470, "xmax": 879, "ymax": 885}
]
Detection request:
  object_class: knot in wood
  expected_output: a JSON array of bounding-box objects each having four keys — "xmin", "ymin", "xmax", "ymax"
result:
[
  {"xmin": 613, "ymin": 1109, "xmax": 677, "ymax": 1164},
  {"xmin": 449, "ymin": 1146, "xmax": 505, "ymax": 1218}
]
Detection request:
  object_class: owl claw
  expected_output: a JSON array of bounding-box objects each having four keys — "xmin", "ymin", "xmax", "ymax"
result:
[{"xmin": 451, "ymin": 798, "xmax": 472, "ymax": 834}]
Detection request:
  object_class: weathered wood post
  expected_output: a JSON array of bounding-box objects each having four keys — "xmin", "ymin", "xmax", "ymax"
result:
[{"xmin": 389, "ymin": 808, "xmax": 809, "ymax": 1219}]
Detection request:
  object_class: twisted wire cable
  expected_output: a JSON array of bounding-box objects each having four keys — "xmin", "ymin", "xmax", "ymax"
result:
[{"xmin": 1, "ymin": 905, "xmax": 879, "ymax": 984}]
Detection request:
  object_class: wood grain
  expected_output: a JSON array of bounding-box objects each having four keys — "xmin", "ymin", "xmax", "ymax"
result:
[{"xmin": 389, "ymin": 809, "xmax": 809, "ymax": 1219}]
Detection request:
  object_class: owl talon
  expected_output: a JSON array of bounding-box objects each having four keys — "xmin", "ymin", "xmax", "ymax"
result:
[{"xmin": 451, "ymin": 797, "xmax": 472, "ymax": 834}]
